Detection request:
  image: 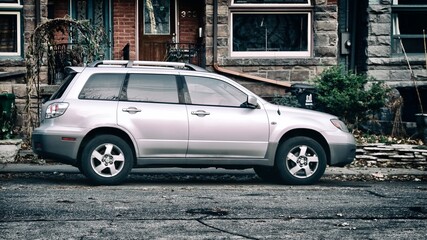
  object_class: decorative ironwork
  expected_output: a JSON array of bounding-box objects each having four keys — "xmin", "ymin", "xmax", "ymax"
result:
[
  {"xmin": 94, "ymin": 0, "xmax": 104, "ymax": 27},
  {"xmin": 166, "ymin": 42, "xmax": 205, "ymax": 67},
  {"xmin": 50, "ymin": 43, "xmax": 86, "ymax": 84}
]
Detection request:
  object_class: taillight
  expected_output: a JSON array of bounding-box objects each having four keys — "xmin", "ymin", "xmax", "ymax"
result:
[{"xmin": 45, "ymin": 103, "xmax": 69, "ymax": 119}]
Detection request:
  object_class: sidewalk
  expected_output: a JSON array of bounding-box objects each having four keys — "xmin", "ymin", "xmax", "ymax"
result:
[{"xmin": 1, "ymin": 163, "xmax": 426, "ymax": 179}]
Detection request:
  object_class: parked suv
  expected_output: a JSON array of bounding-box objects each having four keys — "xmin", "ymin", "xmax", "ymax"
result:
[{"xmin": 32, "ymin": 60, "xmax": 355, "ymax": 185}]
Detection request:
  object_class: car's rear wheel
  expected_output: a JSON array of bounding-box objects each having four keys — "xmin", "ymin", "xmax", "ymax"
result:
[
  {"xmin": 275, "ymin": 137, "xmax": 326, "ymax": 185},
  {"xmin": 81, "ymin": 135, "xmax": 133, "ymax": 185}
]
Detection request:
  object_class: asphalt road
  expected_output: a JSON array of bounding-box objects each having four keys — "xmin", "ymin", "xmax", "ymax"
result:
[{"xmin": 1, "ymin": 171, "xmax": 426, "ymax": 239}]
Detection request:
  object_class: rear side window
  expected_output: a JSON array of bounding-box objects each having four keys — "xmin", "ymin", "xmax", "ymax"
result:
[
  {"xmin": 49, "ymin": 72, "xmax": 77, "ymax": 101},
  {"xmin": 79, "ymin": 73, "xmax": 125, "ymax": 100},
  {"xmin": 125, "ymin": 74, "xmax": 179, "ymax": 103}
]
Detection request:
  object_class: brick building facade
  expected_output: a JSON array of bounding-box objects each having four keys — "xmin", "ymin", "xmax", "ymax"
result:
[{"xmin": 0, "ymin": 0, "xmax": 426, "ymax": 137}]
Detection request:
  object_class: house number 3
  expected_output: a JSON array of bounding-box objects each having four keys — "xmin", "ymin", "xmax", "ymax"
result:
[{"xmin": 181, "ymin": 10, "xmax": 197, "ymax": 18}]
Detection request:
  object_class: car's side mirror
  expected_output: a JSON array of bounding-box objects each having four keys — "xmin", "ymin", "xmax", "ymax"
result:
[{"xmin": 246, "ymin": 96, "xmax": 259, "ymax": 109}]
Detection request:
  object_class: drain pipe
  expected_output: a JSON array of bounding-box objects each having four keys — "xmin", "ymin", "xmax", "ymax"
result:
[
  {"xmin": 213, "ymin": 0, "xmax": 218, "ymax": 65},
  {"xmin": 35, "ymin": 0, "xmax": 40, "ymax": 26}
]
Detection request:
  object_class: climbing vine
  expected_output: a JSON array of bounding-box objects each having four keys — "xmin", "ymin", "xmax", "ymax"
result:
[{"xmin": 24, "ymin": 17, "xmax": 107, "ymax": 139}]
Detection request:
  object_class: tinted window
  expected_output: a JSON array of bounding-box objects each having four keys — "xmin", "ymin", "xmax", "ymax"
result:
[
  {"xmin": 125, "ymin": 74, "xmax": 179, "ymax": 103},
  {"xmin": 185, "ymin": 76, "xmax": 247, "ymax": 107},
  {"xmin": 49, "ymin": 72, "xmax": 77, "ymax": 101},
  {"xmin": 79, "ymin": 74, "xmax": 125, "ymax": 100}
]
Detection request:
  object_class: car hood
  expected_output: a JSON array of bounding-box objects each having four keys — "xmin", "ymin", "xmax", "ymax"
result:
[
  {"xmin": 262, "ymin": 102, "xmax": 345, "ymax": 132},
  {"xmin": 263, "ymin": 102, "xmax": 335, "ymax": 118}
]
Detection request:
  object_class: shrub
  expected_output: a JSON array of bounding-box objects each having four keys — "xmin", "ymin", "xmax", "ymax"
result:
[
  {"xmin": 272, "ymin": 93, "xmax": 301, "ymax": 108},
  {"xmin": 314, "ymin": 66, "xmax": 389, "ymax": 130}
]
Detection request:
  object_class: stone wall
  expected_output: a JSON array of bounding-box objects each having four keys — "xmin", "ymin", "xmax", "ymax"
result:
[
  {"xmin": 366, "ymin": 1, "xmax": 427, "ymax": 87},
  {"xmin": 0, "ymin": 1, "xmax": 48, "ymax": 139},
  {"xmin": 355, "ymin": 144, "xmax": 427, "ymax": 170},
  {"xmin": 0, "ymin": 0, "xmax": 47, "ymax": 74},
  {"xmin": 204, "ymin": 0, "xmax": 339, "ymax": 91}
]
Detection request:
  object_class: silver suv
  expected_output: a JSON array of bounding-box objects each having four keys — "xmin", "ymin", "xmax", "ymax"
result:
[{"xmin": 32, "ymin": 60, "xmax": 355, "ymax": 185}]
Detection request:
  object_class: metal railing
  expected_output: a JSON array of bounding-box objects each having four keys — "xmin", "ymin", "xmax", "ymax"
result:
[
  {"xmin": 166, "ymin": 42, "xmax": 205, "ymax": 67},
  {"xmin": 49, "ymin": 43, "xmax": 86, "ymax": 85}
]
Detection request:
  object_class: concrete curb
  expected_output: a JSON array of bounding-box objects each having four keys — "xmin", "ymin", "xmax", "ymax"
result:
[{"xmin": 1, "ymin": 163, "xmax": 426, "ymax": 177}]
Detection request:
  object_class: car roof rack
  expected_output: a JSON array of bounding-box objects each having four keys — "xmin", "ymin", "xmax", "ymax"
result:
[{"xmin": 88, "ymin": 60, "xmax": 206, "ymax": 72}]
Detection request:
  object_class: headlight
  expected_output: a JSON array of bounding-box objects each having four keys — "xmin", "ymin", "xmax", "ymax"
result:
[{"xmin": 330, "ymin": 119, "xmax": 349, "ymax": 132}]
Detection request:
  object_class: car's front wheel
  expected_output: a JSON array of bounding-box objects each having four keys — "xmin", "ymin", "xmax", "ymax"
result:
[
  {"xmin": 81, "ymin": 135, "xmax": 133, "ymax": 185},
  {"xmin": 275, "ymin": 137, "xmax": 326, "ymax": 185}
]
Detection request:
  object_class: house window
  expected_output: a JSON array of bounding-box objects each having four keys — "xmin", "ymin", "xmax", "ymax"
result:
[
  {"xmin": 233, "ymin": 0, "xmax": 309, "ymax": 5},
  {"xmin": 230, "ymin": 0, "xmax": 312, "ymax": 58},
  {"xmin": 0, "ymin": 1, "xmax": 21, "ymax": 57},
  {"xmin": 0, "ymin": 0, "xmax": 19, "ymax": 3},
  {"xmin": 392, "ymin": 0, "xmax": 427, "ymax": 54}
]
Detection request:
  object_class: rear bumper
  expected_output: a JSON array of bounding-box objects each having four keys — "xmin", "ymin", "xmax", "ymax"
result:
[{"xmin": 31, "ymin": 130, "xmax": 80, "ymax": 166}]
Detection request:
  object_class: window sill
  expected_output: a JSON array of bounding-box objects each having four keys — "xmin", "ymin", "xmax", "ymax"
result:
[
  {"xmin": 221, "ymin": 57, "xmax": 335, "ymax": 66},
  {"xmin": 0, "ymin": 57, "xmax": 25, "ymax": 66}
]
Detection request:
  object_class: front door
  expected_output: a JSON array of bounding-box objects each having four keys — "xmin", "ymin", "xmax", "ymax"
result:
[
  {"xmin": 184, "ymin": 76, "xmax": 270, "ymax": 159},
  {"xmin": 139, "ymin": 0, "xmax": 176, "ymax": 61}
]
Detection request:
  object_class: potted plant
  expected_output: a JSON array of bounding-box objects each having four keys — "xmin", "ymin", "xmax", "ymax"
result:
[{"xmin": 0, "ymin": 92, "xmax": 22, "ymax": 163}]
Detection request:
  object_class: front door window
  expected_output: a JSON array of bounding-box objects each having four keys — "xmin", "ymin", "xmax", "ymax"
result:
[{"xmin": 144, "ymin": 0, "xmax": 171, "ymax": 35}]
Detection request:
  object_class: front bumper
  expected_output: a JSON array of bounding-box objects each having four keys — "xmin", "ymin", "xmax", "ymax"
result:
[{"xmin": 329, "ymin": 142, "xmax": 356, "ymax": 167}]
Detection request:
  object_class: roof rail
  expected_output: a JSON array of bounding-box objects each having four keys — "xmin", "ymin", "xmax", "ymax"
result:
[
  {"xmin": 89, "ymin": 60, "xmax": 129, "ymax": 67},
  {"xmin": 88, "ymin": 60, "xmax": 206, "ymax": 72}
]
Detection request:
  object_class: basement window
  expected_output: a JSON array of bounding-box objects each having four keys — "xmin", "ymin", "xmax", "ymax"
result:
[
  {"xmin": 392, "ymin": 0, "xmax": 427, "ymax": 54},
  {"xmin": 230, "ymin": 0, "xmax": 312, "ymax": 58}
]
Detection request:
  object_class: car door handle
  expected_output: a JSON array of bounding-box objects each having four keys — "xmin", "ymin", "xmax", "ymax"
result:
[
  {"xmin": 191, "ymin": 110, "xmax": 210, "ymax": 117},
  {"xmin": 122, "ymin": 107, "xmax": 142, "ymax": 114}
]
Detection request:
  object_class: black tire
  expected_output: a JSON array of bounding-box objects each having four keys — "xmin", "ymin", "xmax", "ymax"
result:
[
  {"xmin": 253, "ymin": 166, "xmax": 280, "ymax": 183},
  {"xmin": 81, "ymin": 135, "xmax": 134, "ymax": 185},
  {"xmin": 275, "ymin": 137, "xmax": 326, "ymax": 185}
]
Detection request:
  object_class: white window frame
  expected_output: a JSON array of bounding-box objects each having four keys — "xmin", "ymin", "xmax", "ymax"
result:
[
  {"xmin": 231, "ymin": 0, "xmax": 311, "ymax": 8},
  {"xmin": 0, "ymin": 1, "xmax": 22, "ymax": 57},
  {"xmin": 0, "ymin": 11, "xmax": 21, "ymax": 57},
  {"xmin": 0, "ymin": 0, "xmax": 20, "ymax": 8},
  {"xmin": 230, "ymin": 11, "xmax": 312, "ymax": 58},
  {"xmin": 229, "ymin": 0, "xmax": 312, "ymax": 58}
]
